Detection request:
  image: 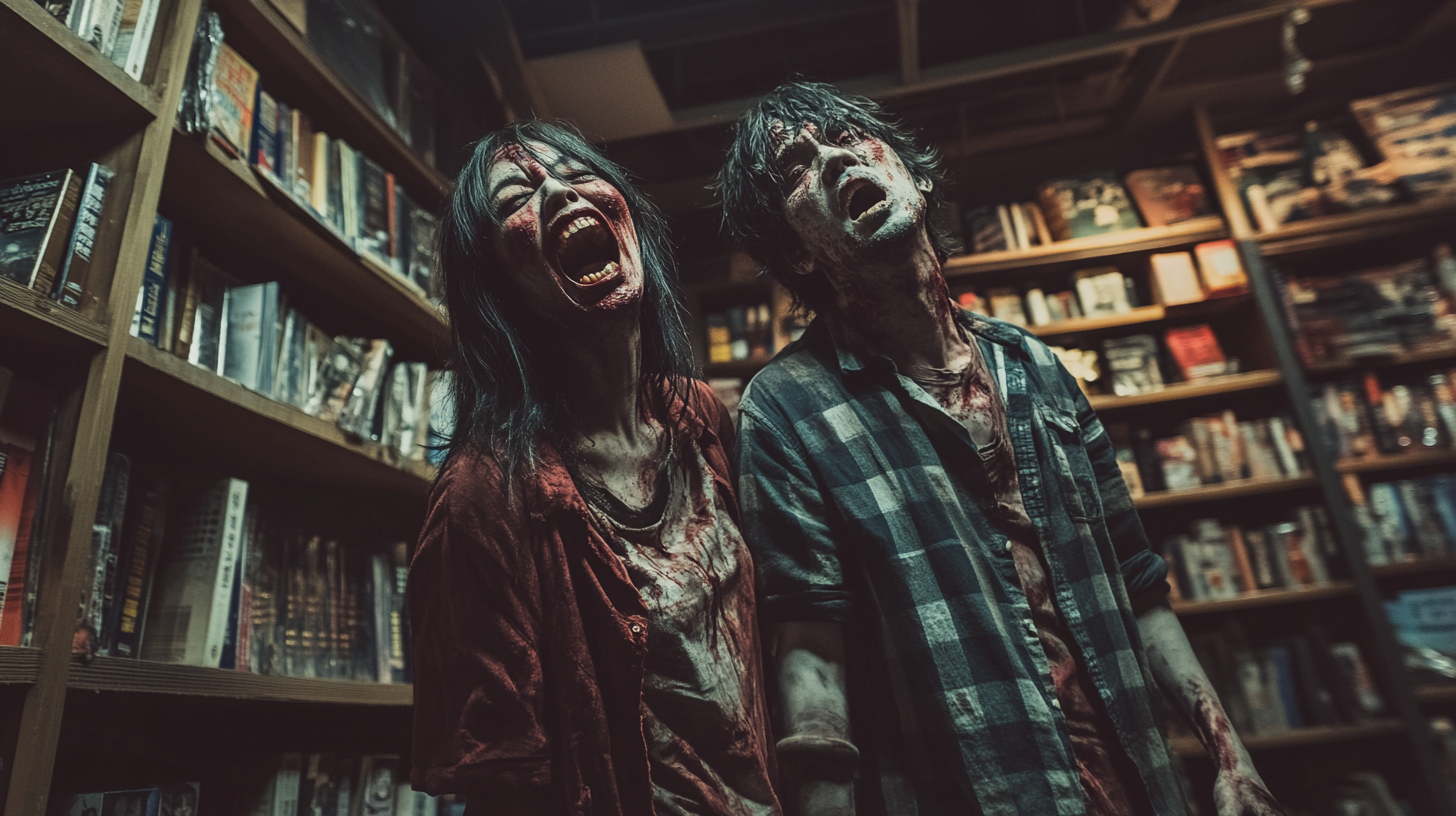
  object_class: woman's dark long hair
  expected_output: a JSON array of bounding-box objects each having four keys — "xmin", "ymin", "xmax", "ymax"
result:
[{"xmin": 437, "ymin": 120, "xmax": 698, "ymax": 477}]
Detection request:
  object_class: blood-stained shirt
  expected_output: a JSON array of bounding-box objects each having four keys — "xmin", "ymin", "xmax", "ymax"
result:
[
  {"xmin": 408, "ymin": 380, "xmax": 778, "ymax": 816},
  {"xmin": 588, "ymin": 433, "xmax": 780, "ymax": 816}
]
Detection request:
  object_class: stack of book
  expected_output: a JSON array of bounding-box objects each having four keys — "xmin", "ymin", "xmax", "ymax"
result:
[
  {"xmin": 247, "ymin": 754, "xmax": 460, "ymax": 816},
  {"xmin": 35, "ymin": 0, "xmax": 166, "ymax": 80},
  {"xmin": 1185, "ymin": 622, "xmax": 1384, "ymax": 738},
  {"xmin": 704, "ymin": 303, "xmax": 773, "ymax": 364},
  {"xmin": 1344, "ymin": 473, "xmax": 1456, "ymax": 566},
  {"xmin": 1312, "ymin": 369, "xmax": 1456, "ymax": 461},
  {"xmin": 75, "ymin": 455, "xmax": 413, "ymax": 683},
  {"xmin": 1277, "ymin": 244, "xmax": 1456, "ymax": 367},
  {"xmin": 1035, "ymin": 324, "xmax": 1238, "ymax": 399},
  {"xmin": 1107, "ymin": 410, "xmax": 1308, "ymax": 496},
  {"xmin": 0, "ymin": 164, "xmax": 117, "ymax": 312},
  {"xmin": 129, "ymin": 215, "xmax": 436, "ymax": 456},
  {"xmin": 957, "ymin": 266, "xmax": 1141, "ymax": 325},
  {"xmin": 1162, "ymin": 508, "xmax": 1336, "ymax": 602},
  {"xmin": 956, "ymin": 164, "xmax": 1215, "ymax": 254},
  {"xmin": 1351, "ymin": 83, "xmax": 1456, "ymax": 203},
  {"xmin": 183, "ymin": 35, "xmax": 439, "ymax": 300},
  {"xmin": 0, "ymin": 366, "xmax": 59, "ymax": 650}
]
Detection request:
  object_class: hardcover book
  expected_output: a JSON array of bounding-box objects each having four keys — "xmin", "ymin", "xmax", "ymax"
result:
[
  {"xmin": 0, "ymin": 170, "xmax": 80, "ymax": 291},
  {"xmin": 1124, "ymin": 165, "xmax": 1212, "ymax": 226},
  {"xmin": 1037, "ymin": 172, "xmax": 1143, "ymax": 240},
  {"xmin": 1073, "ymin": 267, "xmax": 1130, "ymax": 316},
  {"xmin": 131, "ymin": 214, "xmax": 173, "ymax": 346},
  {"xmin": 1101, "ymin": 334, "xmax": 1164, "ymax": 396},
  {"xmin": 1149, "ymin": 251, "xmax": 1204, "ymax": 306},
  {"xmin": 1164, "ymin": 324, "xmax": 1228, "ymax": 380},
  {"xmin": 55, "ymin": 163, "xmax": 115, "ymax": 311},
  {"xmin": 210, "ymin": 43, "xmax": 259, "ymax": 158}
]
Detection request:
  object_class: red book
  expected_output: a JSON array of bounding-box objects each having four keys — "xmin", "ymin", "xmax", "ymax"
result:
[
  {"xmin": 0, "ymin": 445, "xmax": 34, "ymax": 645},
  {"xmin": 385, "ymin": 173, "xmax": 398, "ymax": 259},
  {"xmin": 1165, "ymin": 324, "xmax": 1229, "ymax": 380}
]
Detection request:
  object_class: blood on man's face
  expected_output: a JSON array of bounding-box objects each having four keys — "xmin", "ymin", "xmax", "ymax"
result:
[
  {"xmin": 771, "ymin": 120, "xmax": 928, "ymax": 278},
  {"xmin": 485, "ymin": 141, "xmax": 644, "ymax": 320}
]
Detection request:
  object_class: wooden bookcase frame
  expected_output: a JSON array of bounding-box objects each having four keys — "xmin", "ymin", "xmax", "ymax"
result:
[{"xmin": 0, "ymin": 0, "xmax": 462, "ymax": 808}]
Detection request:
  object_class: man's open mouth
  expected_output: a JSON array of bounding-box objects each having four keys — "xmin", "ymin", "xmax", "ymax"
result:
[
  {"xmin": 553, "ymin": 213, "xmax": 622, "ymax": 287},
  {"xmin": 843, "ymin": 178, "xmax": 889, "ymax": 222}
]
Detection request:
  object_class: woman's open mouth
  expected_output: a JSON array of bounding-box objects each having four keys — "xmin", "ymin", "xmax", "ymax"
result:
[{"xmin": 553, "ymin": 213, "xmax": 623, "ymax": 291}]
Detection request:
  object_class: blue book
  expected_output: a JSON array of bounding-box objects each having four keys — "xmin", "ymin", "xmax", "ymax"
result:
[
  {"xmin": 1427, "ymin": 474, "xmax": 1456, "ymax": 550},
  {"xmin": 1264, "ymin": 645, "xmax": 1303, "ymax": 729},
  {"xmin": 132, "ymin": 214, "xmax": 173, "ymax": 346},
  {"xmin": 54, "ymin": 163, "xmax": 114, "ymax": 311},
  {"xmin": 251, "ymin": 87, "xmax": 281, "ymax": 177}
]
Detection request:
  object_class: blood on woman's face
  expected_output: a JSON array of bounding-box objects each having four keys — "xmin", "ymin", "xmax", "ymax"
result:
[
  {"xmin": 772, "ymin": 120, "xmax": 928, "ymax": 278},
  {"xmin": 485, "ymin": 141, "xmax": 644, "ymax": 320}
]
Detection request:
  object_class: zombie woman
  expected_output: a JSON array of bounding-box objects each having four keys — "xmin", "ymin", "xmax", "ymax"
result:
[{"xmin": 407, "ymin": 120, "xmax": 780, "ymax": 816}]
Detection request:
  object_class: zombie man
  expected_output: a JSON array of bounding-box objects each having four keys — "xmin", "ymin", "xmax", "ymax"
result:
[{"xmin": 718, "ymin": 81, "xmax": 1283, "ymax": 816}]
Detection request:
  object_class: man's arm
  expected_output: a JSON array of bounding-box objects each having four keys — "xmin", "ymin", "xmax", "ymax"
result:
[
  {"xmin": 775, "ymin": 621, "xmax": 856, "ymax": 816},
  {"xmin": 1137, "ymin": 603, "xmax": 1286, "ymax": 816}
]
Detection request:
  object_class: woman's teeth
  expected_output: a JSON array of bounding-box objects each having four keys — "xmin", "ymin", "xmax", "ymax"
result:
[
  {"xmin": 578, "ymin": 261, "xmax": 619, "ymax": 285},
  {"xmin": 562, "ymin": 216, "xmax": 599, "ymax": 240}
]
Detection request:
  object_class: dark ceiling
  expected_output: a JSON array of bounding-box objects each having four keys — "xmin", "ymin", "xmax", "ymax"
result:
[{"xmin": 380, "ymin": 0, "xmax": 1456, "ymax": 263}]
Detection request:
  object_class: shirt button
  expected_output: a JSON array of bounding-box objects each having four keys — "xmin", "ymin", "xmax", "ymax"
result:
[
  {"xmin": 1004, "ymin": 540, "xmax": 1014, "ymax": 552},
  {"xmin": 630, "ymin": 624, "xmax": 643, "ymax": 634},
  {"xmin": 1051, "ymin": 698, "xmax": 1062, "ymax": 710}
]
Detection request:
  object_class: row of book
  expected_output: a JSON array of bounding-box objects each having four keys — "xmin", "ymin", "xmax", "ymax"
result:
[
  {"xmin": 1187, "ymin": 623, "xmax": 1384, "ymax": 738},
  {"xmin": 0, "ymin": 164, "xmax": 115, "ymax": 312},
  {"xmin": 704, "ymin": 303, "xmax": 773, "ymax": 364},
  {"xmin": 1314, "ymin": 369, "xmax": 1456, "ymax": 461},
  {"xmin": 1044, "ymin": 325, "xmax": 1240, "ymax": 401},
  {"xmin": 1108, "ymin": 410, "xmax": 1309, "ymax": 496},
  {"xmin": 37, "ymin": 0, "xmax": 164, "ymax": 81},
  {"xmin": 0, "ymin": 367, "xmax": 58, "ymax": 647},
  {"xmin": 79, "ymin": 455, "xmax": 412, "ymax": 682},
  {"xmin": 957, "ymin": 164, "xmax": 1216, "ymax": 254},
  {"xmin": 1278, "ymin": 244, "xmax": 1456, "ymax": 368},
  {"xmin": 129, "ymin": 215, "xmax": 436, "ymax": 456},
  {"xmin": 1387, "ymin": 585, "xmax": 1456, "ymax": 660},
  {"xmin": 1163, "ymin": 507, "xmax": 1337, "ymax": 603},
  {"xmin": 247, "ymin": 754, "xmax": 457, "ymax": 816},
  {"xmin": 1218, "ymin": 83, "xmax": 1456, "ymax": 234},
  {"xmin": 958, "ymin": 265, "xmax": 1142, "ymax": 324},
  {"xmin": 181, "ymin": 22, "xmax": 438, "ymax": 299},
  {"xmin": 55, "ymin": 783, "xmax": 199, "ymax": 816},
  {"xmin": 1345, "ymin": 473, "xmax": 1456, "ymax": 566}
]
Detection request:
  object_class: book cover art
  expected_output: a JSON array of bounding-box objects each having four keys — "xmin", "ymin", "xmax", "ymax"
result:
[
  {"xmin": 1193, "ymin": 240, "xmax": 1249, "ymax": 295},
  {"xmin": 1037, "ymin": 172, "xmax": 1143, "ymax": 240},
  {"xmin": 1124, "ymin": 165, "xmax": 1212, "ymax": 227},
  {"xmin": 336, "ymin": 340, "xmax": 392, "ymax": 436},
  {"xmin": 1149, "ymin": 251, "xmax": 1203, "ymax": 306},
  {"xmin": 1164, "ymin": 324, "xmax": 1227, "ymax": 380},
  {"xmin": 1101, "ymin": 334, "xmax": 1164, "ymax": 396},
  {"xmin": 210, "ymin": 43, "xmax": 259, "ymax": 158},
  {"xmin": 56, "ymin": 163, "xmax": 115, "ymax": 311},
  {"xmin": 1073, "ymin": 267, "xmax": 1130, "ymax": 316},
  {"xmin": 1156, "ymin": 435, "xmax": 1200, "ymax": 491},
  {"xmin": 0, "ymin": 170, "xmax": 79, "ymax": 290}
]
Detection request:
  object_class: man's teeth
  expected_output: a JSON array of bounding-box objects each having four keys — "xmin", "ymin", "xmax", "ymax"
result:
[{"xmin": 578, "ymin": 261, "xmax": 619, "ymax": 285}]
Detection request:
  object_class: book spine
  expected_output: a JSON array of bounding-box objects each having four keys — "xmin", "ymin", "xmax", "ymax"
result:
[
  {"xmin": 123, "ymin": 0, "xmax": 162, "ymax": 80},
  {"xmin": 110, "ymin": 481, "xmax": 168, "ymax": 658},
  {"xmin": 132, "ymin": 215, "xmax": 172, "ymax": 345},
  {"xmin": 32, "ymin": 171, "xmax": 81, "ymax": 296},
  {"xmin": 390, "ymin": 541, "xmax": 409, "ymax": 683},
  {"xmin": 0, "ymin": 448, "xmax": 33, "ymax": 629},
  {"xmin": 201, "ymin": 479, "xmax": 248, "ymax": 667},
  {"xmin": 55, "ymin": 164, "xmax": 114, "ymax": 311}
]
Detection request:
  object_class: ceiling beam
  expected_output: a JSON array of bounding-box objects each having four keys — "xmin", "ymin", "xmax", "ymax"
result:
[
  {"xmin": 629, "ymin": 0, "xmax": 1355, "ymax": 141},
  {"xmin": 516, "ymin": 0, "xmax": 890, "ymax": 56},
  {"xmin": 1114, "ymin": 37, "xmax": 1186, "ymax": 130},
  {"xmin": 898, "ymin": 0, "xmax": 921, "ymax": 85},
  {"xmin": 473, "ymin": 2, "xmax": 551, "ymax": 120}
]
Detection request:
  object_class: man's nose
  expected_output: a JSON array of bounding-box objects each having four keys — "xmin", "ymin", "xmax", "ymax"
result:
[{"xmin": 819, "ymin": 144, "xmax": 859, "ymax": 185}]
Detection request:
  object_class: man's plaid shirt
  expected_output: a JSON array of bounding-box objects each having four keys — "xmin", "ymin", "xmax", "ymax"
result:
[{"xmin": 736, "ymin": 309, "xmax": 1186, "ymax": 816}]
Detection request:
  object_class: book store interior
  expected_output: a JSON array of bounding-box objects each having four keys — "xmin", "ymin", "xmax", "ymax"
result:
[{"xmin": 3, "ymin": 0, "xmax": 1456, "ymax": 814}]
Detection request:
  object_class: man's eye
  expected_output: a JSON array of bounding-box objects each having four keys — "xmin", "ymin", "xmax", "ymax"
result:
[{"xmin": 835, "ymin": 129, "xmax": 859, "ymax": 146}]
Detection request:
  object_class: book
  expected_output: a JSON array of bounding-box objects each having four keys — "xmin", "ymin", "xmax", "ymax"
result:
[
  {"xmin": 1101, "ymin": 334, "xmax": 1164, "ymax": 396},
  {"xmin": 987, "ymin": 287, "xmax": 1027, "ymax": 326},
  {"xmin": 1037, "ymin": 172, "xmax": 1143, "ymax": 240},
  {"xmin": 357, "ymin": 156, "xmax": 391, "ymax": 261},
  {"xmin": 1241, "ymin": 421, "xmax": 1279, "ymax": 479},
  {"xmin": 55, "ymin": 163, "xmax": 115, "ymax": 311},
  {"xmin": 251, "ymin": 88, "xmax": 281, "ymax": 177},
  {"xmin": 1164, "ymin": 324, "xmax": 1227, "ymax": 380},
  {"xmin": 80, "ymin": 452, "xmax": 129, "ymax": 656},
  {"xmin": 338, "ymin": 340, "xmax": 393, "ymax": 439},
  {"xmin": 293, "ymin": 111, "xmax": 316, "ymax": 202},
  {"xmin": 1024, "ymin": 288, "xmax": 1051, "ymax": 326},
  {"xmin": 218, "ymin": 503, "xmax": 254, "ymax": 671},
  {"xmin": 220, "ymin": 281, "xmax": 282, "ymax": 393},
  {"xmin": 109, "ymin": 0, "xmax": 162, "ymax": 80},
  {"xmin": 962, "ymin": 205, "xmax": 1009, "ymax": 253},
  {"xmin": 185, "ymin": 255, "xmax": 239, "ymax": 375},
  {"xmin": 1193, "ymin": 240, "xmax": 1249, "ymax": 296},
  {"xmin": 107, "ymin": 475, "xmax": 169, "ymax": 658},
  {"xmin": 309, "ymin": 132, "xmax": 332, "ymax": 218},
  {"xmin": 0, "ymin": 170, "xmax": 80, "ymax": 292},
  {"xmin": 140, "ymin": 478, "xmax": 249, "ymax": 667},
  {"xmin": 1156, "ymin": 435, "xmax": 1201, "ymax": 490},
  {"xmin": 210, "ymin": 43, "xmax": 259, "ymax": 158},
  {"xmin": 1072, "ymin": 267, "xmax": 1130, "ymax": 316},
  {"xmin": 357, "ymin": 755, "xmax": 400, "ymax": 816},
  {"xmin": 131, "ymin": 214, "xmax": 173, "ymax": 345},
  {"xmin": 0, "ymin": 444, "xmax": 33, "ymax": 639},
  {"xmin": 1149, "ymin": 251, "xmax": 1204, "ymax": 306},
  {"xmin": 1350, "ymin": 83, "xmax": 1456, "ymax": 202},
  {"xmin": 1124, "ymin": 165, "xmax": 1212, "ymax": 226},
  {"xmin": 278, "ymin": 102, "xmax": 296, "ymax": 191},
  {"xmin": 390, "ymin": 540, "xmax": 410, "ymax": 683}
]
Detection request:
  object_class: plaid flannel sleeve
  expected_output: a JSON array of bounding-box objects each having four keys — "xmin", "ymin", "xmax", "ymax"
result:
[
  {"xmin": 736, "ymin": 402, "xmax": 850, "ymax": 624},
  {"xmin": 1060, "ymin": 361, "xmax": 1171, "ymax": 613}
]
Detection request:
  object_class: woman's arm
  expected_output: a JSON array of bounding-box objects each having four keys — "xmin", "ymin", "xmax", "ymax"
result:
[
  {"xmin": 1136, "ymin": 603, "xmax": 1285, "ymax": 816},
  {"xmin": 775, "ymin": 621, "xmax": 857, "ymax": 816}
]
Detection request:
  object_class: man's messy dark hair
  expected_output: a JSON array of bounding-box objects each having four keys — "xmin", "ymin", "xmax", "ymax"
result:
[{"xmin": 716, "ymin": 80, "xmax": 954, "ymax": 312}]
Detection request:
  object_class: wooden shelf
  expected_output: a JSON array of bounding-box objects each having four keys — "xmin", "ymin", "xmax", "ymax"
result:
[
  {"xmin": 1168, "ymin": 720, "xmax": 1406, "ymax": 757},
  {"xmin": 0, "ymin": 647, "xmax": 43, "ymax": 685},
  {"xmin": 0, "ymin": 278, "xmax": 109, "ymax": 354},
  {"xmin": 944, "ymin": 216, "xmax": 1228, "ymax": 278},
  {"xmin": 1371, "ymin": 558, "xmax": 1456, "ymax": 580},
  {"xmin": 1336, "ymin": 449, "xmax": 1456, "ymax": 476},
  {"xmin": 1257, "ymin": 197, "xmax": 1456, "ymax": 256},
  {"xmin": 0, "ymin": 0, "xmax": 159, "ymax": 136},
  {"xmin": 1305, "ymin": 345, "xmax": 1456, "ymax": 376},
  {"xmin": 163, "ymin": 129, "xmax": 449, "ymax": 362},
  {"xmin": 1415, "ymin": 686, "xmax": 1456, "ymax": 704},
  {"xmin": 68, "ymin": 656, "xmax": 412, "ymax": 705},
  {"xmin": 1172, "ymin": 581, "xmax": 1356, "ymax": 616},
  {"xmin": 120, "ymin": 338, "xmax": 433, "ymax": 500},
  {"xmin": 1088, "ymin": 369, "xmax": 1282, "ymax": 412},
  {"xmin": 209, "ymin": 0, "xmax": 449, "ymax": 207},
  {"xmin": 1133, "ymin": 476, "xmax": 1318, "ymax": 510},
  {"xmin": 1027, "ymin": 305, "xmax": 1165, "ymax": 337}
]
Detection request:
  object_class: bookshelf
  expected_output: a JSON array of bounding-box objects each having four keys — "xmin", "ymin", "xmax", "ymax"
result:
[
  {"xmin": 1087, "ymin": 368, "xmax": 1283, "ymax": 412},
  {"xmin": 1167, "ymin": 720, "xmax": 1408, "ymax": 757},
  {"xmin": 0, "ymin": 0, "xmax": 464, "ymax": 810},
  {"xmin": 1170, "ymin": 581, "xmax": 1358, "ymax": 616},
  {"xmin": 943, "ymin": 214, "xmax": 1228, "ymax": 277},
  {"xmin": 1132, "ymin": 475, "xmax": 1319, "ymax": 510}
]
